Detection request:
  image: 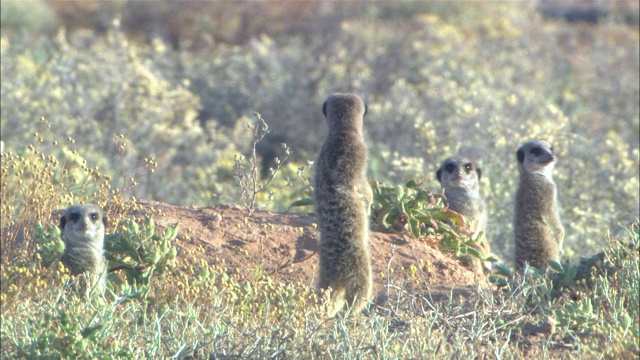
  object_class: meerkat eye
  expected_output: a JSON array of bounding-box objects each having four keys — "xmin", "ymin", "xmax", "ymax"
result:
[
  {"xmin": 445, "ymin": 163, "xmax": 456, "ymax": 173},
  {"xmin": 530, "ymin": 147, "xmax": 542, "ymax": 156},
  {"xmin": 70, "ymin": 213, "xmax": 80, "ymax": 222},
  {"xmin": 464, "ymin": 163, "xmax": 472, "ymax": 172},
  {"xmin": 90, "ymin": 213, "xmax": 99, "ymax": 221}
]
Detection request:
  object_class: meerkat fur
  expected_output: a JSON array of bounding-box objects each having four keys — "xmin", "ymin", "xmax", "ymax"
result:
[
  {"xmin": 514, "ymin": 140, "xmax": 564, "ymax": 271},
  {"xmin": 315, "ymin": 93, "xmax": 373, "ymax": 317},
  {"xmin": 436, "ymin": 156, "xmax": 490, "ymax": 273},
  {"xmin": 60, "ymin": 204, "xmax": 108, "ymax": 295}
]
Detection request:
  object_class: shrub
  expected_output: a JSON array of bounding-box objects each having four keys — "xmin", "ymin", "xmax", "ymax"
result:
[{"xmin": 2, "ymin": 2, "xmax": 637, "ymax": 263}]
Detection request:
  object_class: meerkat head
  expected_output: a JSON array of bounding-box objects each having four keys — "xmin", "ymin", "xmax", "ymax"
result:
[
  {"xmin": 436, "ymin": 156, "xmax": 482, "ymax": 193},
  {"xmin": 322, "ymin": 93, "xmax": 367, "ymax": 133},
  {"xmin": 516, "ymin": 140, "xmax": 556, "ymax": 178},
  {"xmin": 59, "ymin": 204, "xmax": 107, "ymax": 247}
]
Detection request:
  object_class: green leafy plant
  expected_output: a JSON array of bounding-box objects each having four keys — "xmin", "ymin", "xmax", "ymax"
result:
[
  {"xmin": 370, "ymin": 179, "xmax": 494, "ymax": 267},
  {"xmin": 104, "ymin": 216, "xmax": 178, "ymax": 300},
  {"xmin": 488, "ymin": 262, "xmax": 512, "ymax": 288},
  {"xmin": 556, "ymin": 297, "xmax": 597, "ymax": 332},
  {"xmin": 370, "ymin": 179, "xmax": 462, "ymax": 238},
  {"xmin": 33, "ymin": 222, "xmax": 65, "ymax": 268}
]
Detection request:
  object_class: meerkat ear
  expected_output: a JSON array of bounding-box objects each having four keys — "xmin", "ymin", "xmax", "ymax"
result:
[
  {"xmin": 322, "ymin": 100, "xmax": 328, "ymax": 117},
  {"xmin": 59, "ymin": 214, "xmax": 67, "ymax": 231},
  {"xmin": 476, "ymin": 167, "xmax": 482, "ymax": 180},
  {"xmin": 436, "ymin": 167, "xmax": 443, "ymax": 183},
  {"xmin": 363, "ymin": 102, "xmax": 368, "ymax": 117},
  {"xmin": 517, "ymin": 149, "xmax": 525, "ymax": 163},
  {"xmin": 102, "ymin": 212, "xmax": 108, "ymax": 230}
]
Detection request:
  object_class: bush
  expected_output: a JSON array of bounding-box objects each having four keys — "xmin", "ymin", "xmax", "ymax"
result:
[{"xmin": 1, "ymin": 2, "xmax": 637, "ymax": 264}]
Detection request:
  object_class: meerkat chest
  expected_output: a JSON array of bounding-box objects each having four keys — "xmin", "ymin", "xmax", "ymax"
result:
[{"xmin": 446, "ymin": 188, "xmax": 479, "ymax": 208}]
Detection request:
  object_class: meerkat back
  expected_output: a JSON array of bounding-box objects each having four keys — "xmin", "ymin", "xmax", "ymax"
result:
[
  {"xmin": 514, "ymin": 141, "xmax": 564, "ymax": 270},
  {"xmin": 315, "ymin": 93, "xmax": 373, "ymax": 317}
]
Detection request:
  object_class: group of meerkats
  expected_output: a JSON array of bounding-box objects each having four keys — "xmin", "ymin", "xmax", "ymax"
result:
[
  {"xmin": 58, "ymin": 93, "xmax": 564, "ymax": 317},
  {"xmin": 315, "ymin": 93, "xmax": 564, "ymax": 316}
]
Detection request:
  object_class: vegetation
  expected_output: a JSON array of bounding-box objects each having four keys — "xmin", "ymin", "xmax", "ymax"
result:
[
  {"xmin": 370, "ymin": 179, "xmax": 494, "ymax": 264},
  {"xmin": 2, "ymin": 177, "xmax": 639, "ymax": 358},
  {"xmin": 1, "ymin": 1, "xmax": 638, "ymax": 358},
  {"xmin": 2, "ymin": 1, "xmax": 637, "ymax": 265},
  {"xmin": 233, "ymin": 112, "xmax": 312, "ymax": 214}
]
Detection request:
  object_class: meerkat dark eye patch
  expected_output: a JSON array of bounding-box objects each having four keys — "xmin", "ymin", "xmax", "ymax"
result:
[
  {"xmin": 70, "ymin": 213, "xmax": 80, "ymax": 222},
  {"xmin": 530, "ymin": 147, "xmax": 542, "ymax": 156},
  {"xmin": 464, "ymin": 163, "xmax": 473, "ymax": 172},
  {"xmin": 445, "ymin": 163, "xmax": 456, "ymax": 173},
  {"xmin": 549, "ymin": 145, "xmax": 554, "ymax": 152},
  {"xmin": 90, "ymin": 213, "xmax": 99, "ymax": 221}
]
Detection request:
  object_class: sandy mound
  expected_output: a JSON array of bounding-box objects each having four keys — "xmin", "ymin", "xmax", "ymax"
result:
[{"xmin": 135, "ymin": 200, "xmax": 488, "ymax": 305}]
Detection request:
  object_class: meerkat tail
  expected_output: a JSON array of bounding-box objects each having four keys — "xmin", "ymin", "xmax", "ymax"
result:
[{"xmin": 327, "ymin": 287, "xmax": 347, "ymax": 317}]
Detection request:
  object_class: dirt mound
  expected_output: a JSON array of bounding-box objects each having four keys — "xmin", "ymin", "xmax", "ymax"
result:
[{"xmin": 135, "ymin": 200, "xmax": 488, "ymax": 305}]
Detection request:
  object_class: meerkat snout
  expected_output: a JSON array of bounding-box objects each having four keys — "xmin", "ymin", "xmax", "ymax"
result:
[{"xmin": 517, "ymin": 141, "xmax": 556, "ymax": 176}]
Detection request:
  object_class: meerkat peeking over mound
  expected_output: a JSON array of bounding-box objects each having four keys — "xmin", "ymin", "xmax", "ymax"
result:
[
  {"xmin": 315, "ymin": 93, "xmax": 373, "ymax": 317},
  {"xmin": 436, "ymin": 156, "xmax": 490, "ymax": 273},
  {"xmin": 59, "ymin": 204, "xmax": 108, "ymax": 294},
  {"xmin": 514, "ymin": 140, "xmax": 564, "ymax": 271}
]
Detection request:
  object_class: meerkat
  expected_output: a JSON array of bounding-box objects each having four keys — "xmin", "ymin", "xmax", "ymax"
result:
[
  {"xmin": 514, "ymin": 140, "xmax": 564, "ymax": 271},
  {"xmin": 59, "ymin": 204, "xmax": 108, "ymax": 294},
  {"xmin": 315, "ymin": 93, "xmax": 373, "ymax": 317},
  {"xmin": 436, "ymin": 156, "xmax": 490, "ymax": 273}
]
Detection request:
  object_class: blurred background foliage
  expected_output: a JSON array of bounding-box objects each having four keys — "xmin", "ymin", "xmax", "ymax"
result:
[{"xmin": 1, "ymin": 0, "xmax": 638, "ymax": 265}]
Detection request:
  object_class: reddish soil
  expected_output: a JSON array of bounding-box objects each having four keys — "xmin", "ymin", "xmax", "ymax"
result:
[{"xmin": 134, "ymin": 200, "xmax": 488, "ymax": 306}]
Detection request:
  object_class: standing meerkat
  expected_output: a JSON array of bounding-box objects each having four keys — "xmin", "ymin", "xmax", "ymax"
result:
[
  {"xmin": 436, "ymin": 156, "xmax": 490, "ymax": 273},
  {"xmin": 59, "ymin": 204, "xmax": 108, "ymax": 294},
  {"xmin": 315, "ymin": 93, "xmax": 373, "ymax": 317},
  {"xmin": 514, "ymin": 140, "xmax": 564, "ymax": 271}
]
